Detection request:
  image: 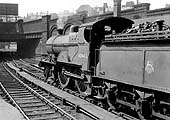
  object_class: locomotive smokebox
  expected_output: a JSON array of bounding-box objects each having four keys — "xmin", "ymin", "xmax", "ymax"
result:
[
  {"xmin": 45, "ymin": 35, "xmax": 69, "ymax": 56},
  {"xmin": 45, "ymin": 25, "xmax": 79, "ymax": 57}
]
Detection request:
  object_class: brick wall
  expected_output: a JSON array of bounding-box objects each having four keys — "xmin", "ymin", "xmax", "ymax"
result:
[
  {"xmin": 64, "ymin": 3, "xmax": 170, "ymax": 28},
  {"xmin": 65, "ymin": 3, "xmax": 150, "ymax": 27},
  {"xmin": 23, "ymin": 19, "xmax": 42, "ymax": 33},
  {"xmin": 22, "ymin": 16, "xmax": 57, "ymax": 56}
]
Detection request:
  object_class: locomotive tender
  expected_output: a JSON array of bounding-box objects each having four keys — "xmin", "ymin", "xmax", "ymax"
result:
[{"xmin": 39, "ymin": 16, "xmax": 170, "ymax": 119}]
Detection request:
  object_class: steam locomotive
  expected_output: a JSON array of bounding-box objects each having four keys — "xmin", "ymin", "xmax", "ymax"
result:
[{"xmin": 39, "ymin": 16, "xmax": 170, "ymax": 119}]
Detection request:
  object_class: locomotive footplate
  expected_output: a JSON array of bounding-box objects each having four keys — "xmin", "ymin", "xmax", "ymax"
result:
[
  {"xmin": 63, "ymin": 70, "xmax": 84, "ymax": 80},
  {"xmin": 57, "ymin": 60, "xmax": 82, "ymax": 69}
]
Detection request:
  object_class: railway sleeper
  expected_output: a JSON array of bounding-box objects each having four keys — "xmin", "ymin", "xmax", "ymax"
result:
[
  {"xmin": 26, "ymin": 109, "xmax": 57, "ymax": 116},
  {"xmin": 16, "ymin": 99, "xmax": 41, "ymax": 104},
  {"xmin": 14, "ymin": 96, "xmax": 36, "ymax": 100},
  {"xmin": 10, "ymin": 92, "xmax": 33, "ymax": 96},
  {"xmin": 23, "ymin": 106, "xmax": 51, "ymax": 112},
  {"xmin": 19, "ymin": 102, "xmax": 46, "ymax": 108},
  {"xmin": 8, "ymin": 90, "xmax": 30, "ymax": 94},
  {"xmin": 29, "ymin": 113, "xmax": 62, "ymax": 120}
]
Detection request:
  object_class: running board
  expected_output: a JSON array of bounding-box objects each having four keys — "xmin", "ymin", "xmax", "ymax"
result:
[{"xmin": 64, "ymin": 71, "xmax": 84, "ymax": 80}]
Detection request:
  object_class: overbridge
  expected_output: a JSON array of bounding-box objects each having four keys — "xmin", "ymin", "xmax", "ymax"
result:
[{"xmin": 0, "ymin": 15, "xmax": 57, "ymax": 58}]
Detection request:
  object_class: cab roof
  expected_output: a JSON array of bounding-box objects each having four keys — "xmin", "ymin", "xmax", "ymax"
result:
[{"xmin": 80, "ymin": 17, "xmax": 134, "ymax": 33}]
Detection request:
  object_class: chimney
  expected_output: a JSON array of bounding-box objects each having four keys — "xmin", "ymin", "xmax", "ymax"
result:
[
  {"xmin": 103, "ymin": 3, "xmax": 108, "ymax": 13},
  {"xmin": 113, "ymin": 0, "xmax": 122, "ymax": 17}
]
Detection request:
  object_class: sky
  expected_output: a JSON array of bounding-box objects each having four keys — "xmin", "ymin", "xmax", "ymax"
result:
[{"xmin": 0, "ymin": 0, "xmax": 170, "ymax": 17}]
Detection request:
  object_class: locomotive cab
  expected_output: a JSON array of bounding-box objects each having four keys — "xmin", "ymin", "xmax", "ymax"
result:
[{"xmin": 80, "ymin": 17, "xmax": 134, "ymax": 71}]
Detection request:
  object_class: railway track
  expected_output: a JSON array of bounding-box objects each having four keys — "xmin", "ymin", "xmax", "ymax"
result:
[
  {"xmin": 10, "ymin": 58, "xmax": 140, "ymax": 120},
  {"xmin": 0, "ymin": 62, "xmax": 94, "ymax": 120},
  {"xmin": 11, "ymin": 59, "xmax": 45, "ymax": 81}
]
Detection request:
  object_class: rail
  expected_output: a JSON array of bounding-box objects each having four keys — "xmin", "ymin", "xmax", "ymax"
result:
[
  {"xmin": 3, "ymin": 62, "xmax": 77, "ymax": 120},
  {"xmin": 12, "ymin": 60, "xmax": 101, "ymax": 120},
  {"xmin": 104, "ymin": 30, "xmax": 170, "ymax": 42},
  {"xmin": 0, "ymin": 82, "xmax": 30, "ymax": 120}
]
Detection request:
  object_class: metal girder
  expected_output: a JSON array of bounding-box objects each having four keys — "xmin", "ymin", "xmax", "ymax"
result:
[
  {"xmin": 0, "ymin": 32, "xmax": 42, "ymax": 42},
  {"xmin": 0, "ymin": 34, "xmax": 25, "ymax": 42}
]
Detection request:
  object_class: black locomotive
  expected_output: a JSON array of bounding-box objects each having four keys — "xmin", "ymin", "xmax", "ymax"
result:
[{"xmin": 39, "ymin": 16, "xmax": 170, "ymax": 119}]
